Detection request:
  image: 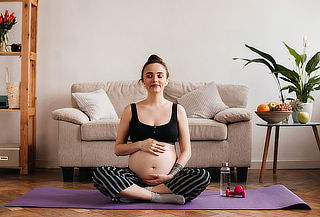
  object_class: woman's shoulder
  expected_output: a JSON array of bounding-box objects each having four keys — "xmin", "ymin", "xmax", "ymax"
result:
[
  {"xmin": 176, "ymin": 103, "xmax": 186, "ymax": 112},
  {"xmin": 121, "ymin": 104, "xmax": 133, "ymax": 118},
  {"xmin": 176, "ymin": 104, "xmax": 187, "ymax": 119}
]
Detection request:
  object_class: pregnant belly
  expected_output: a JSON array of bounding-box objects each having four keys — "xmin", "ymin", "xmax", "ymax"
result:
[{"xmin": 128, "ymin": 144, "xmax": 177, "ymax": 180}]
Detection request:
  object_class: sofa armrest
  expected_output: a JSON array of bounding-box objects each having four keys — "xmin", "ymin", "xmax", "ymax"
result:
[
  {"xmin": 227, "ymin": 121, "xmax": 252, "ymax": 167},
  {"xmin": 52, "ymin": 108, "xmax": 89, "ymax": 125},
  {"xmin": 214, "ymin": 108, "xmax": 252, "ymax": 124}
]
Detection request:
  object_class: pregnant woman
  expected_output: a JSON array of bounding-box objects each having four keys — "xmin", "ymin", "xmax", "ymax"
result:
[{"xmin": 92, "ymin": 55, "xmax": 211, "ymax": 204}]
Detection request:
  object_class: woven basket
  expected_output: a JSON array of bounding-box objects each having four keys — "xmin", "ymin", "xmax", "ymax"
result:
[{"xmin": 6, "ymin": 82, "xmax": 20, "ymax": 109}]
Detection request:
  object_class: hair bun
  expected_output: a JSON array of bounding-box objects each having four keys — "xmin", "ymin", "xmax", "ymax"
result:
[{"xmin": 148, "ymin": 54, "xmax": 163, "ymax": 62}]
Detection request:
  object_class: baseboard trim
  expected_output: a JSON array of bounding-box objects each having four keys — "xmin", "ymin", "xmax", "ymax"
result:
[
  {"xmin": 36, "ymin": 159, "xmax": 320, "ymax": 169},
  {"xmin": 250, "ymin": 160, "xmax": 320, "ymax": 169}
]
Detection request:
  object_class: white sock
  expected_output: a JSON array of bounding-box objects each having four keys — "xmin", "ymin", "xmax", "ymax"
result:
[
  {"xmin": 151, "ymin": 192, "xmax": 185, "ymax": 205},
  {"xmin": 119, "ymin": 186, "xmax": 152, "ymax": 203}
]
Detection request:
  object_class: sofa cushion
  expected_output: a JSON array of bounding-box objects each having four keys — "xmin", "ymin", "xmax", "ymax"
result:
[
  {"xmin": 72, "ymin": 81, "xmax": 147, "ymax": 118},
  {"xmin": 177, "ymin": 82, "xmax": 229, "ymax": 118},
  {"xmin": 81, "ymin": 118, "xmax": 227, "ymax": 141},
  {"xmin": 72, "ymin": 89, "xmax": 118, "ymax": 121},
  {"xmin": 214, "ymin": 108, "xmax": 252, "ymax": 123},
  {"xmin": 52, "ymin": 108, "xmax": 89, "ymax": 124},
  {"xmin": 188, "ymin": 118, "xmax": 227, "ymax": 140},
  {"xmin": 81, "ymin": 119, "xmax": 120, "ymax": 141},
  {"xmin": 164, "ymin": 81, "xmax": 248, "ymax": 108}
]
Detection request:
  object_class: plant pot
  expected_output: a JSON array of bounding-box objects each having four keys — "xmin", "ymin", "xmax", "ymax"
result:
[{"xmin": 292, "ymin": 102, "xmax": 313, "ymax": 123}]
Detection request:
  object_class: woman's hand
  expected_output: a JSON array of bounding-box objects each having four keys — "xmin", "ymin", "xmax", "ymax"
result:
[
  {"xmin": 140, "ymin": 138, "xmax": 166, "ymax": 156},
  {"xmin": 143, "ymin": 174, "xmax": 173, "ymax": 185}
]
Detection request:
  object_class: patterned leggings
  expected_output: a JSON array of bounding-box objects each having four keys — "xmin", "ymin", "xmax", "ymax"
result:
[{"xmin": 92, "ymin": 166, "xmax": 211, "ymax": 202}]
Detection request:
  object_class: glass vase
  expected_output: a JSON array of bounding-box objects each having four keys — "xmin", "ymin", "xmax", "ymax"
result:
[{"xmin": 0, "ymin": 30, "xmax": 8, "ymax": 52}]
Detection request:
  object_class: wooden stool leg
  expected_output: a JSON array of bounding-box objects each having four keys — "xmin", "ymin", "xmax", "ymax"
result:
[
  {"xmin": 273, "ymin": 126, "xmax": 280, "ymax": 174},
  {"xmin": 312, "ymin": 126, "xmax": 320, "ymax": 152},
  {"xmin": 259, "ymin": 126, "xmax": 272, "ymax": 183}
]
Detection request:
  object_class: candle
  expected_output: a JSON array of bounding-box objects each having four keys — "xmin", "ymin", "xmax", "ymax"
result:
[{"xmin": 5, "ymin": 67, "xmax": 10, "ymax": 83}]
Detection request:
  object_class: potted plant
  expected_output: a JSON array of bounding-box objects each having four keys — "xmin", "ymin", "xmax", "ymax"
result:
[{"xmin": 234, "ymin": 37, "xmax": 320, "ymax": 122}]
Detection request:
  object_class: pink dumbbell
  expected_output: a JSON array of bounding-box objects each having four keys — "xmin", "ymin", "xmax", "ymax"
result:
[{"xmin": 226, "ymin": 186, "xmax": 246, "ymax": 198}]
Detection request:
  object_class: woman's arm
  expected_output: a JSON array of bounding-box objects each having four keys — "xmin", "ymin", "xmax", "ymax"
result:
[
  {"xmin": 114, "ymin": 105, "xmax": 166, "ymax": 156},
  {"xmin": 175, "ymin": 104, "xmax": 192, "ymax": 166},
  {"xmin": 114, "ymin": 105, "xmax": 141, "ymax": 156}
]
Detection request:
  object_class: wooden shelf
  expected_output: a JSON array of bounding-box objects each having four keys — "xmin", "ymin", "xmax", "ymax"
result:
[
  {"xmin": 0, "ymin": 0, "xmax": 22, "ymax": 2},
  {"xmin": 0, "ymin": 52, "xmax": 37, "ymax": 60},
  {"xmin": 0, "ymin": 108, "xmax": 35, "ymax": 115},
  {"xmin": 0, "ymin": 52, "xmax": 22, "ymax": 56},
  {"xmin": 0, "ymin": 108, "xmax": 20, "ymax": 111},
  {"xmin": 0, "ymin": 0, "xmax": 37, "ymax": 4},
  {"xmin": 0, "ymin": 0, "xmax": 38, "ymax": 175}
]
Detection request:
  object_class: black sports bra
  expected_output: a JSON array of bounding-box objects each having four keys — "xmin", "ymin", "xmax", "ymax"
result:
[{"xmin": 129, "ymin": 103, "xmax": 179, "ymax": 145}]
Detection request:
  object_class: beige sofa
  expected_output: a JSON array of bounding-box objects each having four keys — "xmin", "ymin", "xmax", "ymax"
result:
[{"xmin": 52, "ymin": 81, "xmax": 252, "ymax": 182}]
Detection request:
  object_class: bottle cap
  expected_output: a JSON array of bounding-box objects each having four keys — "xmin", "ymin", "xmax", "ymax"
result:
[{"xmin": 222, "ymin": 162, "xmax": 229, "ymax": 167}]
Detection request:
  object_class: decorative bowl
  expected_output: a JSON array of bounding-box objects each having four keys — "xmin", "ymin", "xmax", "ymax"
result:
[{"xmin": 255, "ymin": 111, "xmax": 292, "ymax": 124}]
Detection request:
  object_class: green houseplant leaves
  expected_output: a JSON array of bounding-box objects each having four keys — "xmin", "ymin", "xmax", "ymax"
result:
[{"xmin": 234, "ymin": 41, "xmax": 320, "ymax": 103}]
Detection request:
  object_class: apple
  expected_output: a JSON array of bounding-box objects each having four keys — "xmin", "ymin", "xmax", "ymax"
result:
[
  {"xmin": 268, "ymin": 102, "xmax": 279, "ymax": 111},
  {"xmin": 298, "ymin": 112, "xmax": 310, "ymax": 124}
]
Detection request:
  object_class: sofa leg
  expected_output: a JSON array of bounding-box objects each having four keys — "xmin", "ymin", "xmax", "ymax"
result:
[
  {"xmin": 237, "ymin": 167, "xmax": 248, "ymax": 182},
  {"xmin": 79, "ymin": 167, "xmax": 93, "ymax": 182},
  {"xmin": 61, "ymin": 167, "xmax": 74, "ymax": 182},
  {"xmin": 230, "ymin": 167, "xmax": 236, "ymax": 182},
  {"xmin": 205, "ymin": 167, "xmax": 219, "ymax": 182}
]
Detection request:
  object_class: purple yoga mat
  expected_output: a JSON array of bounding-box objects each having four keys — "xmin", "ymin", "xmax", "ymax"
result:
[{"xmin": 5, "ymin": 184, "xmax": 310, "ymax": 210}]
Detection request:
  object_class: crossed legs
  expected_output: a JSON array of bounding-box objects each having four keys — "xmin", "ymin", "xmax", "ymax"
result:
[{"xmin": 92, "ymin": 166, "xmax": 210, "ymax": 204}]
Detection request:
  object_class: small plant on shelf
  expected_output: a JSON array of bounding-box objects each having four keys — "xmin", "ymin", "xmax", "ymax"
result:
[{"xmin": 0, "ymin": 10, "xmax": 17, "ymax": 52}]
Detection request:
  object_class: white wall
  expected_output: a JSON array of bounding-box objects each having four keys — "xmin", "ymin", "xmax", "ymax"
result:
[{"xmin": 1, "ymin": 0, "xmax": 319, "ymax": 169}]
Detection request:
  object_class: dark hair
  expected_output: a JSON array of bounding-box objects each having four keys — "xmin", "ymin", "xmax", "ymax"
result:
[{"xmin": 140, "ymin": 54, "xmax": 170, "ymax": 82}]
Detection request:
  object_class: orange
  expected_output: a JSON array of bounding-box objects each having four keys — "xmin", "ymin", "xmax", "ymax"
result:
[{"xmin": 257, "ymin": 103, "xmax": 270, "ymax": 112}]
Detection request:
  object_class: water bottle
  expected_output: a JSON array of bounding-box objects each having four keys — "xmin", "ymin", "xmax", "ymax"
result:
[{"xmin": 220, "ymin": 162, "xmax": 231, "ymax": 196}]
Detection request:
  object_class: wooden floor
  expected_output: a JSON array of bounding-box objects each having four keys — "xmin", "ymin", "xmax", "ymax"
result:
[{"xmin": 0, "ymin": 168, "xmax": 319, "ymax": 217}]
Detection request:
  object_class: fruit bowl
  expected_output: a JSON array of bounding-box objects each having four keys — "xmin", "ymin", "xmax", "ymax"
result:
[{"xmin": 255, "ymin": 111, "xmax": 293, "ymax": 124}]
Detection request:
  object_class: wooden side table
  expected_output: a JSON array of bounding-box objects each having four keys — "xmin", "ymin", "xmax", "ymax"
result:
[{"xmin": 256, "ymin": 122, "xmax": 320, "ymax": 183}]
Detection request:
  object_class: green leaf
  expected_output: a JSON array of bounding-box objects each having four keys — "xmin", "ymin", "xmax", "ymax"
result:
[
  {"xmin": 306, "ymin": 66, "xmax": 320, "ymax": 74},
  {"xmin": 306, "ymin": 75, "xmax": 320, "ymax": 85},
  {"xmin": 279, "ymin": 76, "xmax": 291, "ymax": 83},
  {"xmin": 308, "ymin": 95, "xmax": 315, "ymax": 101},
  {"xmin": 305, "ymin": 77, "xmax": 320, "ymax": 91},
  {"xmin": 245, "ymin": 44, "xmax": 277, "ymax": 66},
  {"xmin": 279, "ymin": 76, "xmax": 300, "ymax": 88},
  {"xmin": 306, "ymin": 52, "xmax": 320, "ymax": 74},
  {"xmin": 244, "ymin": 58, "xmax": 275, "ymax": 71},
  {"xmin": 273, "ymin": 70, "xmax": 300, "ymax": 84},
  {"xmin": 282, "ymin": 42, "xmax": 302, "ymax": 67},
  {"xmin": 282, "ymin": 85, "xmax": 298, "ymax": 93},
  {"xmin": 233, "ymin": 58, "xmax": 275, "ymax": 72},
  {"xmin": 280, "ymin": 86, "xmax": 290, "ymax": 91},
  {"xmin": 275, "ymin": 64, "xmax": 291, "ymax": 72}
]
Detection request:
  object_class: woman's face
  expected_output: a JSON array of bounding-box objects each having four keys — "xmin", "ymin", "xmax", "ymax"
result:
[{"xmin": 142, "ymin": 63, "xmax": 168, "ymax": 93}]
